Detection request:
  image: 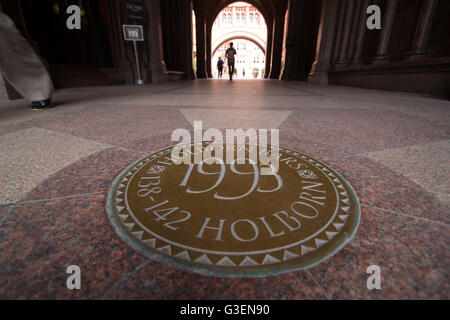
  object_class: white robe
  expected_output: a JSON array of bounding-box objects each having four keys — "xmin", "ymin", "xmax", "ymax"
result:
[{"xmin": 0, "ymin": 9, "xmax": 53, "ymax": 101}]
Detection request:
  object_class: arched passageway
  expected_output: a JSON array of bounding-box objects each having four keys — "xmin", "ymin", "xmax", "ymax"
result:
[
  {"xmin": 212, "ymin": 38, "xmax": 266, "ymax": 79},
  {"xmin": 192, "ymin": 0, "xmax": 321, "ymax": 81},
  {"xmin": 212, "ymin": 36, "xmax": 266, "ymax": 58},
  {"xmin": 210, "ymin": 2, "xmax": 267, "ymax": 79},
  {"xmin": 3, "ymin": 0, "xmax": 445, "ymax": 97},
  {"xmin": 194, "ymin": 0, "xmax": 281, "ymax": 79}
]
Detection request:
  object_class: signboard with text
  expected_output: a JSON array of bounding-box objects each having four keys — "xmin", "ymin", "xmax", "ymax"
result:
[
  {"xmin": 126, "ymin": 0, "xmax": 145, "ymax": 21},
  {"xmin": 123, "ymin": 25, "xmax": 144, "ymax": 42}
]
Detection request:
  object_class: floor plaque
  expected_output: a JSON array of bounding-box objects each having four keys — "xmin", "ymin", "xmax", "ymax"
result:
[{"xmin": 106, "ymin": 142, "xmax": 360, "ymax": 277}]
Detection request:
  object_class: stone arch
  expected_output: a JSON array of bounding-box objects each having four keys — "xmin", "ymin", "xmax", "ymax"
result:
[
  {"xmin": 207, "ymin": 0, "xmax": 273, "ymax": 27},
  {"xmin": 212, "ymin": 34, "xmax": 266, "ymax": 57},
  {"xmin": 206, "ymin": 0, "xmax": 272, "ymax": 78}
]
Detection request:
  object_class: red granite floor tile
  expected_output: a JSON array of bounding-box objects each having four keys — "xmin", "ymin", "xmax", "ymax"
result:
[
  {"xmin": 0, "ymin": 121, "xmax": 36, "ymax": 136},
  {"xmin": 33, "ymin": 105, "xmax": 193, "ymax": 146},
  {"xmin": 0, "ymin": 194, "xmax": 141, "ymax": 299},
  {"xmin": 281, "ymin": 108, "xmax": 449, "ymax": 155},
  {"xmin": 0, "ymin": 205, "xmax": 14, "ymax": 226},
  {"xmin": 21, "ymin": 147, "xmax": 142, "ymax": 203},
  {"xmin": 1, "ymin": 82, "xmax": 448, "ymax": 300},
  {"xmin": 280, "ymin": 131, "xmax": 348, "ymax": 159},
  {"xmin": 307, "ymin": 206, "xmax": 449, "ymax": 299},
  {"xmin": 121, "ymin": 133, "xmax": 176, "ymax": 154},
  {"xmin": 121, "ymin": 129, "xmax": 345, "ymax": 161},
  {"xmin": 0, "ymin": 193, "xmax": 327, "ymax": 300},
  {"xmin": 325, "ymin": 156, "xmax": 449, "ymax": 224},
  {"xmin": 104, "ymin": 260, "xmax": 326, "ymax": 300}
]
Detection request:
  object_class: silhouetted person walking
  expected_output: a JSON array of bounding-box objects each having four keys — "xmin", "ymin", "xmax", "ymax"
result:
[
  {"xmin": 0, "ymin": 6, "xmax": 53, "ymax": 110},
  {"xmin": 217, "ymin": 57, "xmax": 224, "ymax": 79},
  {"xmin": 225, "ymin": 42, "xmax": 236, "ymax": 81}
]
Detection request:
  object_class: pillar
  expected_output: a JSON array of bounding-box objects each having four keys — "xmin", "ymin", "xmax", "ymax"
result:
[
  {"xmin": 350, "ymin": 0, "xmax": 371, "ymax": 64},
  {"xmin": 195, "ymin": 10, "xmax": 207, "ymax": 78},
  {"xmin": 281, "ymin": 0, "xmax": 302, "ymax": 80},
  {"xmin": 232, "ymin": 5, "xmax": 236, "ymax": 24},
  {"xmin": 206, "ymin": 24, "xmax": 212, "ymax": 78},
  {"xmin": 180, "ymin": 0, "xmax": 195, "ymax": 79},
  {"xmin": 346, "ymin": 0, "xmax": 363, "ymax": 64},
  {"xmin": 264, "ymin": 18, "xmax": 273, "ymax": 78},
  {"xmin": 269, "ymin": 12, "xmax": 286, "ymax": 79},
  {"xmin": 336, "ymin": 0, "xmax": 356, "ymax": 64},
  {"xmin": 308, "ymin": 0, "xmax": 339, "ymax": 84},
  {"xmin": 407, "ymin": 0, "xmax": 438, "ymax": 61},
  {"xmin": 373, "ymin": 0, "xmax": 399, "ymax": 63},
  {"xmin": 112, "ymin": 0, "xmax": 134, "ymax": 84},
  {"xmin": 144, "ymin": 0, "xmax": 168, "ymax": 82},
  {"xmin": 331, "ymin": 0, "xmax": 347, "ymax": 63}
]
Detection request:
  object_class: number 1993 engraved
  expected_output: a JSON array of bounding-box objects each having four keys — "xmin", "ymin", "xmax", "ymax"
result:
[{"xmin": 106, "ymin": 143, "xmax": 360, "ymax": 276}]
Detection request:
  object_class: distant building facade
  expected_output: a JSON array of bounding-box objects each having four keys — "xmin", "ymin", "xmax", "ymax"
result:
[{"xmin": 211, "ymin": 2, "xmax": 267, "ymax": 79}]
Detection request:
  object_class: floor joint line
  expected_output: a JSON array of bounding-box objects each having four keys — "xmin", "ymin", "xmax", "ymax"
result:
[
  {"xmin": 304, "ymin": 270, "xmax": 330, "ymax": 300},
  {"xmin": 11, "ymin": 192, "xmax": 105, "ymax": 206},
  {"xmin": 361, "ymin": 203, "xmax": 449, "ymax": 228}
]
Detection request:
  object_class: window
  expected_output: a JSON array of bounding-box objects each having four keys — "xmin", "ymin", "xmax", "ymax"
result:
[
  {"xmin": 227, "ymin": 14, "xmax": 232, "ymax": 24},
  {"xmin": 255, "ymin": 13, "xmax": 259, "ymax": 24},
  {"xmin": 249, "ymin": 13, "xmax": 253, "ymax": 24},
  {"xmin": 222, "ymin": 13, "xmax": 226, "ymax": 24}
]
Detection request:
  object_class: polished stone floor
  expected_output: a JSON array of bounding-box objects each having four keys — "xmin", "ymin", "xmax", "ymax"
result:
[{"xmin": 0, "ymin": 80, "xmax": 448, "ymax": 299}]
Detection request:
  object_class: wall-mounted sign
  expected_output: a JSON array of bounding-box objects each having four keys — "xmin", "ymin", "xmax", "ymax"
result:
[
  {"xmin": 126, "ymin": 0, "xmax": 145, "ymax": 21},
  {"xmin": 123, "ymin": 25, "xmax": 144, "ymax": 42}
]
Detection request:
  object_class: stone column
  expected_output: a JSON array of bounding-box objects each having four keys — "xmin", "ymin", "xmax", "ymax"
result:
[
  {"xmin": 264, "ymin": 19, "xmax": 273, "ymax": 78},
  {"xmin": 350, "ymin": 0, "xmax": 371, "ymax": 64},
  {"xmin": 308, "ymin": 0, "xmax": 339, "ymax": 84},
  {"xmin": 281, "ymin": 0, "xmax": 302, "ymax": 80},
  {"xmin": 407, "ymin": 0, "xmax": 438, "ymax": 61},
  {"xmin": 195, "ymin": 11, "xmax": 207, "ymax": 78},
  {"xmin": 112, "ymin": 0, "xmax": 134, "ymax": 84},
  {"xmin": 331, "ymin": 0, "xmax": 347, "ymax": 63},
  {"xmin": 373, "ymin": 0, "xmax": 399, "ymax": 63},
  {"xmin": 206, "ymin": 25, "xmax": 212, "ymax": 78},
  {"xmin": 145, "ymin": 0, "xmax": 168, "ymax": 82},
  {"xmin": 346, "ymin": 0, "xmax": 363, "ymax": 63},
  {"xmin": 180, "ymin": 0, "xmax": 195, "ymax": 79},
  {"xmin": 336, "ymin": 0, "xmax": 356, "ymax": 64},
  {"xmin": 269, "ymin": 12, "xmax": 286, "ymax": 79}
]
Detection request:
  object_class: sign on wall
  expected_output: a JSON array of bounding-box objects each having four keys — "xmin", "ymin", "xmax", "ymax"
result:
[
  {"xmin": 126, "ymin": 0, "xmax": 145, "ymax": 21},
  {"xmin": 123, "ymin": 25, "xmax": 144, "ymax": 42}
]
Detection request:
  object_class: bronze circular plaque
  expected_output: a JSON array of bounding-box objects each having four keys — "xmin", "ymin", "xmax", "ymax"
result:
[{"xmin": 106, "ymin": 143, "xmax": 360, "ymax": 277}]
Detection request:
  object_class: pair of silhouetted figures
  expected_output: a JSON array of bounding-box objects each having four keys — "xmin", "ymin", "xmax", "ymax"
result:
[{"xmin": 217, "ymin": 42, "xmax": 237, "ymax": 81}]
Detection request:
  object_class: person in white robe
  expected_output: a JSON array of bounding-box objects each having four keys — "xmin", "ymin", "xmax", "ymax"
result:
[{"xmin": 0, "ymin": 5, "xmax": 53, "ymax": 110}]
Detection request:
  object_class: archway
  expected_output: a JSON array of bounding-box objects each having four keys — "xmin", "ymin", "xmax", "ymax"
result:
[
  {"xmin": 210, "ymin": 2, "xmax": 267, "ymax": 79},
  {"xmin": 212, "ymin": 38, "xmax": 266, "ymax": 79},
  {"xmin": 193, "ymin": 0, "xmax": 287, "ymax": 79},
  {"xmin": 212, "ymin": 32, "xmax": 266, "ymax": 55}
]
